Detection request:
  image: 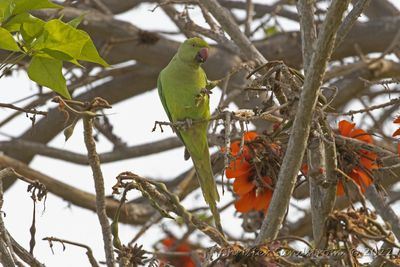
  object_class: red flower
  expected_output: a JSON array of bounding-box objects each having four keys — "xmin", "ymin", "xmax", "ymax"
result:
[
  {"xmin": 234, "ymin": 176, "xmax": 273, "ymax": 213},
  {"xmin": 393, "ymin": 116, "xmax": 400, "ymax": 137},
  {"xmin": 336, "ymin": 167, "xmax": 372, "ymax": 196},
  {"xmin": 337, "ymin": 120, "xmax": 377, "ymax": 196},
  {"xmin": 224, "ymin": 132, "xmax": 275, "ymax": 213},
  {"xmin": 159, "ymin": 238, "xmax": 195, "ymax": 267},
  {"xmin": 393, "ymin": 116, "xmax": 400, "ymax": 156}
]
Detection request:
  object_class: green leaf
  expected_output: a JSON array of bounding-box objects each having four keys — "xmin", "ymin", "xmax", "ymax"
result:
[
  {"xmin": 20, "ymin": 17, "xmax": 44, "ymax": 43},
  {"xmin": 67, "ymin": 14, "xmax": 84, "ymax": 28},
  {"xmin": 34, "ymin": 19, "xmax": 89, "ymax": 59},
  {"xmin": 0, "ymin": 26, "xmax": 20, "ymax": 51},
  {"xmin": 39, "ymin": 48, "xmax": 82, "ymax": 67},
  {"xmin": 2, "ymin": 12, "xmax": 29, "ymax": 31},
  {"xmin": 34, "ymin": 19, "xmax": 109, "ymax": 67},
  {"xmin": 77, "ymin": 33, "xmax": 109, "ymax": 67},
  {"xmin": 27, "ymin": 55, "xmax": 70, "ymax": 99},
  {"xmin": 13, "ymin": 0, "xmax": 62, "ymax": 15},
  {"xmin": 0, "ymin": 0, "xmax": 15, "ymax": 23},
  {"xmin": 41, "ymin": 48, "xmax": 73, "ymax": 61}
]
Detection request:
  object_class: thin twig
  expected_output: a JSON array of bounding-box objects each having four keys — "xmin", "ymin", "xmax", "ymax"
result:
[
  {"xmin": 0, "ymin": 102, "xmax": 48, "ymax": 116},
  {"xmin": 43, "ymin": 236, "xmax": 100, "ymax": 267},
  {"xmin": 330, "ymin": 97, "xmax": 400, "ymax": 116},
  {"xmin": 201, "ymin": 0, "xmax": 267, "ymax": 63},
  {"xmin": 335, "ymin": 0, "xmax": 372, "ymax": 49}
]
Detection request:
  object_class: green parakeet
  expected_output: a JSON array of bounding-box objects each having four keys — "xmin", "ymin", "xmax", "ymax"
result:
[{"xmin": 157, "ymin": 37, "xmax": 223, "ymax": 234}]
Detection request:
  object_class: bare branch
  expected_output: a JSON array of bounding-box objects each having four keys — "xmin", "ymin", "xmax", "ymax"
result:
[
  {"xmin": 335, "ymin": 0, "xmax": 372, "ymax": 49},
  {"xmin": 83, "ymin": 113, "xmax": 115, "ymax": 266},
  {"xmin": 0, "ymin": 138, "xmax": 183, "ymax": 165},
  {"xmin": 331, "ymin": 96, "xmax": 400, "ymax": 116},
  {"xmin": 43, "ymin": 237, "xmax": 100, "ymax": 267},
  {"xmin": 365, "ymin": 186, "xmax": 400, "ymax": 241},
  {"xmin": 0, "ymin": 168, "xmax": 19, "ymax": 267},
  {"xmin": 218, "ymin": 0, "xmax": 299, "ymax": 22},
  {"xmin": 256, "ymin": 0, "xmax": 351, "ymax": 244},
  {"xmin": 244, "ymin": 0, "xmax": 253, "ymax": 37},
  {"xmin": 201, "ymin": 0, "xmax": 267, "ymax": 63},
  {"xmin": 296, "ymin": 0, "xmax": 317, "ymax": 71},
  {"xmin": 362, "ymin": 0, "xmax": 399, "ymax": 18},
  {"xmin": 0, "ymin": 102, "xmax": 47, "ymax": 116}
]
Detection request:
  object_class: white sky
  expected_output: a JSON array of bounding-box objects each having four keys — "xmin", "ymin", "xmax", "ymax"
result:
[{"xmin": 0, "ymin": 1, "xmax": 399, "ymax": 266}]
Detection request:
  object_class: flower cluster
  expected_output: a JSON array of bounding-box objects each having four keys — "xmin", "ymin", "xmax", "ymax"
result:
[
  {"xmin": 159, "ymin": 238, "xmax": 195, "ymax": 267},
  {"xmin": 336, "ymin": 120, "xmax": 377, "ymax": 196},
  {"xmin": 392, "ymin": 116, "xmax": 400, "ymax": 156},
  {"xmin": 225, "ymin": 132, "xmax": 278, "ymax": 213}
]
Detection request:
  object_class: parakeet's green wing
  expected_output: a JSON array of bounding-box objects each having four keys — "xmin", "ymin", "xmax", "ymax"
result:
[
  {"xmin": 157, "ymin": 75, "xmax": 173, "ymax": 123},
  {"xmin": 158, "ymin": 74, "xmax": 190, "ymax": 159}
]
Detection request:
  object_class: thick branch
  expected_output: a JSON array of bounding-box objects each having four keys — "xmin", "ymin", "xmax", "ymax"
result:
[
  {"xmin": 256, "ymin": 0, "xmax": 351, "ymax": 243},
  {"xmin": 362, "ymin": 0, "xmax": 399, "ymax": 18},
  {"xmin": 0, "ymin": 154, "xmax": 153, "ymax": 225},
  {"xmin": 0, "ymin": 137, "xmax": 182, "ymax": 165},
  {"xmin": 296, "ymin": 0, "xmax": 317, "ymax": 70},
  {"xmin": 2, "ymin": 64, "xmax": 159, "ymax": 189}
]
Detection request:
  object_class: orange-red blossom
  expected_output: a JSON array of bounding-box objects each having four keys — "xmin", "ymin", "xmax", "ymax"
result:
[
  {"xmin": 336, "ymin": 120, "xmax": 377, "ymax": 196},
  {"xmin": 224, "ymin": 132, "xmax": 274, "ymax": 213},
  {"xmin": 393, "ymin": 116, "xmax": 400, "ymax": 156},
  {"xmin": 301, "ymin": 120, "xmax": 377, "ymax": 196},
  {"xmin": 159, "ymin": 238, "xmax": 195, "ymax": 267}
]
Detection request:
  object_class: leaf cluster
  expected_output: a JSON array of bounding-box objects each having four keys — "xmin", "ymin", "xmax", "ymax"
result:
[{"xmin": 0, "ymin": 0, "xmax": 108, "ymax": 99}]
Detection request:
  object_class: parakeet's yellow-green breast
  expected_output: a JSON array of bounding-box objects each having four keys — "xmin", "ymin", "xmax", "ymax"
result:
[{"xmin": 157, "ymin": 37, "xmax": 223, "ymax": 234}]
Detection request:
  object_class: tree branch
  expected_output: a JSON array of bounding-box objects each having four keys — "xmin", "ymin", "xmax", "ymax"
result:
[
  {"xmin": 0, "ymin": 168, "xmax": 19, "ymax": 267},
  {"xmin": 365, "ymin": 185, "xmax": 400, "ymax": 241},
  {"xmin": 0, "ymin": 103, "xmax": 47, "ymax": 116},
  {"xmin": 0, "ymin": 154, "xmax": 154, "ymax": 224},
  {"xmin": 83, "ymin": 114, "xmax": 115, "ymax": 267},
  {"xmin": 335, "ymin": 0, "xmax": 372, "ymax": 49},
  {"xmin": 0, "ymin": 137, "xmax": 182, "ymax": 165},
  {"xmin": 256, "ymin": 0, "xmax": 351, "ymax": 244},
  {"xmin": 201, "ymin": 0, "xmax": 267, "ymax": 63}
]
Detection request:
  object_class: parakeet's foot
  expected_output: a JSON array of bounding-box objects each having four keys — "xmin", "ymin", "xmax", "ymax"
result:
[
  {"xmin": 200, "ymin": 88, "xmax": 213, "ymax": 96},
  {"xmin": 195, "ymin": 88, "xmax": 212, "ymax": 107},
  {"xmin": 185, "ymin": 118, "xmax": 193, "ymax": 128}
]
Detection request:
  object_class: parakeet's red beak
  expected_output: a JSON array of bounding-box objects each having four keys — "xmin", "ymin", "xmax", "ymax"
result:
[{"xmin": 196, "ymin": 48, "xmax": 208, "ymax": 63}]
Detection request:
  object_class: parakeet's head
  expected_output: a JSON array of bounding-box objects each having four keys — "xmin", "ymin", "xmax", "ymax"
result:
[{"xmin": 177, "ymin": 37, "xmax": 210, "ymax": 65}]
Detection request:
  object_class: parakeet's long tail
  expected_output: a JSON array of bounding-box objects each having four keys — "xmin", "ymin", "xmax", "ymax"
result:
[{"xmin": 191, "ymin": 153, "xmax": 223, "ymax": 234}]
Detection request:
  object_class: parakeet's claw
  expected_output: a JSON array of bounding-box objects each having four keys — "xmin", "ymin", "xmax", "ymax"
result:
[
  {"xmin": 185, "ymin": 118, "xmax": 193, "ymax": 128},
  {"xmin": 201, "ymin": 88, "xmax": 213, "ymax": 95},
  {"xmin": 195, "ymin": 92, "xmax": 204, "ymax": 107},
  {"xmin": 195, "ymin": 88, "xmax": 213, "ymax": 107}
]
